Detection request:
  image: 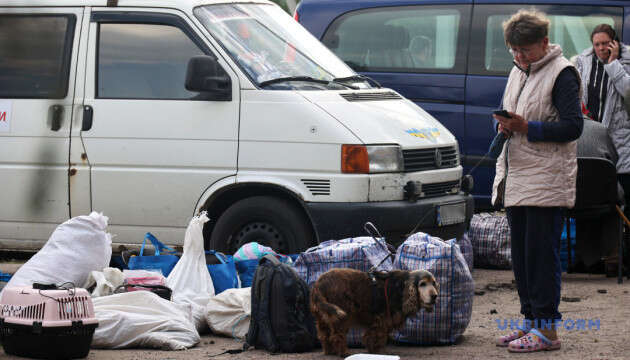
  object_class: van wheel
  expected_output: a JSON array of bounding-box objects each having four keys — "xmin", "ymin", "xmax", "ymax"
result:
[{"xmin": 209, "ymin": 196, "xmax": 313, "ymax": 255}]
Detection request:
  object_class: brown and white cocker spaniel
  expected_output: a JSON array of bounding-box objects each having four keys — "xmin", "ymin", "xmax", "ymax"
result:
[{"xmin": 310, "ymin": 268, "xmax": 439, "ymax": 356}]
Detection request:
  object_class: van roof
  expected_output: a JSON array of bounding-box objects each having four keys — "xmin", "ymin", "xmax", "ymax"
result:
[{"xmin": 2, "ymin": 0, "xmax": 271, "ymax": 10}]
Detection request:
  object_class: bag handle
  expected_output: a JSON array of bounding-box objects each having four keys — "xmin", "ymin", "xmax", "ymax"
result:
[
  {"xmin": 261, "ymin": 253, "xmax": 281, "ymax": 266},
  {"xmin": 364, "ymin": 222, "xmax": 394, "ymax": 274},
  {"xmin": 205, "ymin": 250, "xmax": 227, "ymax": 264},
  {"xmin": 364, "ymin": 222, "xmax": 389, "ymax": 252},
  {"xmin": 114, "ymin": 284, "xmax": 173, "ymax": 297},
  {"xmin": 140, "ymin": 232, "xmax": 177, "ymax": 256}
]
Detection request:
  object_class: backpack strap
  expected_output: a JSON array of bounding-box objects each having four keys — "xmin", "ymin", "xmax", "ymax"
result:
[{"xmin": 260, "ymin": 253, "xmax": 281, "ymax": 266}]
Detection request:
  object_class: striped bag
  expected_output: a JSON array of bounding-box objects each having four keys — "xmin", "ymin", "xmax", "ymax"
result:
[
  {"xmin": 293, "ymin": 236, "xmax": 393, "ymax": 347},
  {"xmin": 447, "ymin": 233, "xmax": 473, "ymax": 273},
  {"xmin": 392, "ymin": 232, "xmax": 473, "ymax": 345},
  {"xmin": 468, "ymin": 213, "xmax": 512, "ymax": 269}
]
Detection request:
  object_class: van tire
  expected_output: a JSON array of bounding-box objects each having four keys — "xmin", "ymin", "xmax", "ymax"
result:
[{"xmin": 209, "ymin": 196, "xmax": 313, "ymax": 254}]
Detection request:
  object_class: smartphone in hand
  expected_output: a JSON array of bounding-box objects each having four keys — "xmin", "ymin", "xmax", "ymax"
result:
[{"xmin": 493, "ymin": 109, "xmax": 512, "ymax": 118}]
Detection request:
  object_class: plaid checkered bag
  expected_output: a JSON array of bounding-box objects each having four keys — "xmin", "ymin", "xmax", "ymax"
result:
[
  {"xmin": 468, "ymin": 213, "xmax": 512, "ymax": 269},
  {"xmin": 293, "ymin": 236, "xmax": 393, "ymax": 347},
  {"xmin": 447, "ymin": 233, "xmax": 473, "ymax": 273},
  {"xmin": 392, "ymin": 232, "xmax": 473, "ymax": 345}
]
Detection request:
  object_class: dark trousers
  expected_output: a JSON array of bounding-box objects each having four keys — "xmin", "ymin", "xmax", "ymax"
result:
[{"xmin": 506, "ymin": 206, "xmax": 563, "ymax": 322}]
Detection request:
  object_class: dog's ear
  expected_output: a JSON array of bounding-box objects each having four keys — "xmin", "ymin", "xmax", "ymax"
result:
[{"xmin": 402, "ymin": 274, "xmax": 420, "ymax": 314}]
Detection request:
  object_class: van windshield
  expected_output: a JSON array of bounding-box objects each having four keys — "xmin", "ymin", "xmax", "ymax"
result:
[{"xmin": 194, "ymin": 4, "xmax": 368, "ymax": 89}]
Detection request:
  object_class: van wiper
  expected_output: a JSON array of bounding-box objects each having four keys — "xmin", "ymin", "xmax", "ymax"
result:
[
  {"xmin": 333, "ymin": 74, "xmax": 381, "ymax": 88},
  {"xmin": 259, "ymin": 76, "xmax": 331, "ymax": 88}
]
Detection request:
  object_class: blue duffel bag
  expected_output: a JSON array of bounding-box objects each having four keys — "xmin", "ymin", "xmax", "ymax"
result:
[
  {"xmin": 127, "ymin": 232, "xmax": 179, "ymax": 277},
  {"xmin": 206, "ymin": 250, "xmax": 239, "ymax": 294}
]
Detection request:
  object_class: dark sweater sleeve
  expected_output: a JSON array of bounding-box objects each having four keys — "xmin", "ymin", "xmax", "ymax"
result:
[{"xmin": 527, "ymin": 67, "xmax": 584, "ymax": 142}]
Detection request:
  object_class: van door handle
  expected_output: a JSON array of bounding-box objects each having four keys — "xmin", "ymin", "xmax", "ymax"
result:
[
  {"xmin": 82, "ymin": 105, "xmax": 93, "ymax": 131},
  {"xmin": 51, "ymin": 105, "xmax": 63, "ymax": 131}
]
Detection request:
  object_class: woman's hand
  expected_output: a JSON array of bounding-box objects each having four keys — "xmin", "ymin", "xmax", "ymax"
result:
[
  {"xmin": 608, "ymin": 40, "xmax": 620, "ymax": 64},
  {"xmin": 497, "ymin": 123, "xmax": 512, "ymax": 136},
  {"xmin": 493, "ymin": 112, "xmax": 528, "ymax": 134}
]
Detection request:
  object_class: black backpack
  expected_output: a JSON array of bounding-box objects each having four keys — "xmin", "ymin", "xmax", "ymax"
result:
[{"xmin": 245, "ymin": 254, "xmax": 317, "ymax": 353}]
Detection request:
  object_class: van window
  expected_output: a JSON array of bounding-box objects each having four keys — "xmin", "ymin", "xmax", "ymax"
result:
[
  {"xmin": 0, "ymin": 15, "xmax": 75, "ymax": 99},
  {"xmin": 97, "ymin": 23, "xmax": 204, "ymax": 99},
  {"xmin": 321, "ymin": 5, "xmax": 471, "ymax": 74},
  {"xmin": 470, "ymin": 5, "xmax": 623, "ymax": 76},
  {"xmin": 194, "ymin": 4, "xmax": 357, "ymax": 88}
]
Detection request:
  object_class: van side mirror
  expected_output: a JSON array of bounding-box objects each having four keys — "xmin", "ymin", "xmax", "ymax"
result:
[{"xmin": 185, "ymin": 56, "xmax": 232, "ymax": 101}]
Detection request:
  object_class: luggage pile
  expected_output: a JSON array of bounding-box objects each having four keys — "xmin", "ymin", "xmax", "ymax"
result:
[{"xmin": 0, "ymin": 213, "xmax": 475, "ymax": 357}]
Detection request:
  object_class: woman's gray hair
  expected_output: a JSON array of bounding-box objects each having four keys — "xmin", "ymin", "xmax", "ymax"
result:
[{"xmin": 503, "ymin": 9, "xmax": 550, "ymax": 47}]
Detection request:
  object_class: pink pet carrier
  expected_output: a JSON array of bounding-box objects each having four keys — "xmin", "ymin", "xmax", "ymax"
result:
[{"xmin": 0, "ymin": 284, "xmax": 98, "ymax": 359}]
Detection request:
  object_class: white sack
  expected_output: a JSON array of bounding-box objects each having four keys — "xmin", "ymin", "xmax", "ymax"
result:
[
  {"xmin": 92, "ymin": 291, "xmax": 200, "ymax": 350},
  {"xmin": 86, "ymin": 267, "xmax": 125, "ymax": 297},
  {"xmin": 205, "ymin": 287, "xmax": 251, "ymax": 339},
  {"xmin": 167, "ymin": 212, "xmax": 214, "ymax": 331},
  {"xmin": 5, "ymin": 212, "xmax": 111, "ymax": 290}
]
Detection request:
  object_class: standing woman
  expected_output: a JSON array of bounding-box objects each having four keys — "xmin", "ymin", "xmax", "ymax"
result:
[
  {"xmin": 492, "ymin": 9, "xmax": 583, "ymax": 352},
  {"xmin": 575, "ymin": 24, "xmax": 630, "ymax": 219}
]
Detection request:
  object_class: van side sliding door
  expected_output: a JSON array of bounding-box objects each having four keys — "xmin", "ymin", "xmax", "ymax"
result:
[{"xmin": 0, "ymin": 7, "xmax": 84, "ymax": 250}]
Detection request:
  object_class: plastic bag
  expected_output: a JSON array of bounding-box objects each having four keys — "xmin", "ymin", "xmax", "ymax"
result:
[
  {"xmin": 205, "ymin": 287, "xmax": 251, "ymax": 339},
  {"xmin": 127, "ymin": 232, "xmax": 179, "ymax": 277},
  {"xmin": 447, "ymin": 233, "xmax": 474, "ymax": 273},
  {"xmin": 85, "ymin": 267, "xmax": 125, "ymax": 297},
  {"xmin": 92, "ymin": 291, "xmax": 199, "ymax": 350},
  {"xmin": 5, "ymin": 212, "xmax": 111, "ymax": 291},
  {"xmin": 393, "ymin": 232, "xmax": 473, "ymax": 345},
  {"xmin": 468, "ymin": 213, "xmax": 512, "ymax": 269},
  {"xmin": 293, "ymin": 236, "xmax": 393, "ymax": 347},
  {"xmin": 166, "ymin": 212, "xmax": 214, "ymax": 331},
  {"xmin": 123, "ymin": 269, "xmax": 166, "ymax": 289},
  {"xmin": 206, "ymin": 251, "xmax": 239, "ymax": 294},
  {"xmin": 233, "ymin": 242, "xmax": 295, "ymax": 287}
]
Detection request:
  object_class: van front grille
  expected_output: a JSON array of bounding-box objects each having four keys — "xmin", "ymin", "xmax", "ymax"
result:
[
  {"xmin": 422, "ymin": 180, "xmax": 460, "ymax": 197},
  {"xmin": 340, "ymin": 91, "xmax": 401, "ymax": 101},
  {"xmin": 402, "ymin": 146, "xmax": 458, "ymax": 172}
]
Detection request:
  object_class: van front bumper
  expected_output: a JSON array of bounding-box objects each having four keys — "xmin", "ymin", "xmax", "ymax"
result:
[{"xmin": 305, "ymin": 193, "xmax": 474, "ymax": 244}]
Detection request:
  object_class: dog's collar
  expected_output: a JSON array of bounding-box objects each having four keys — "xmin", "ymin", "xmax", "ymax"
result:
[{"xmin": 368, "ymin": 272, "xmax": 377, "ymax": 284}]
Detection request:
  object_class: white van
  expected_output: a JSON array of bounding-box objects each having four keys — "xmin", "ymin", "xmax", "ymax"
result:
[{"xmin": 0, "ymin": 0, "xmax": 473, "ymax": 254}]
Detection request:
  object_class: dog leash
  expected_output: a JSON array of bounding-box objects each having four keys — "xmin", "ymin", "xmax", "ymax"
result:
[
  {"xmin": 384, "ymin": 278, "xmax": 391, "ymax": 322},
  {"xmin": 364, "ymin": 222, "xmax": 394, "ymax": 274}
]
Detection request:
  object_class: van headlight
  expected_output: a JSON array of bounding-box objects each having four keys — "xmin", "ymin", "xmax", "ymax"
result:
[{"xmin": 341, "ymin": 144, "xmax": 403, "ymax": 173}]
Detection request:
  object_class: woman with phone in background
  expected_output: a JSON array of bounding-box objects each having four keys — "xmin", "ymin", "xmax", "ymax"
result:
[
  {"xmin": 575, "ymin": 24, "xmax": 630, "ymax": 225},
  {"xmin": 492, "ymin": 9, "xmax": 583, "ymax": 352}
]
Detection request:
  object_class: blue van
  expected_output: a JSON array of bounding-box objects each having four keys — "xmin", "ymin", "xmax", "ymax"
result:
[{"xmin": 296, "ymin": 0, "xmax": 627, "ymax": 208}]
